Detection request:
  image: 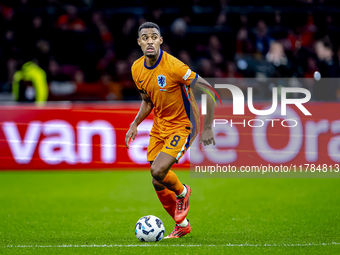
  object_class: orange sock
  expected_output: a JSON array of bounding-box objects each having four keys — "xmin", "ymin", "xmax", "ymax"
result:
[
  {"xmin": 156, "ymin": 188, "xmax": 176, "ymax": 219},
  {"xmin": 161, "ymin": 170, "xmax": 184, "ymax": 196}
]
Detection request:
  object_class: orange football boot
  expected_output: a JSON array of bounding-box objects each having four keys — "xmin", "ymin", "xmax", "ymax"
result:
[
  {"xmin": 164, "ymin": 221, "xmax": 191, "ymax": 239},
  {"xmin": 174, "ymin": 184, "xmax": 191, "ymax": 223}
]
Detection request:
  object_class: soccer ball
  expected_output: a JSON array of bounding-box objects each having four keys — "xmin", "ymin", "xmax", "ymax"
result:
[{"xmin": 135, "ymin": 215, "xmax": 165, "ymax": 242}]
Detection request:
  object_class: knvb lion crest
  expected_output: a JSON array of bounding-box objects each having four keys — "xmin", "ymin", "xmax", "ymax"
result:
[{"xmin": 157, "ymin": 75, "xmax": 166, "ymax": 88}]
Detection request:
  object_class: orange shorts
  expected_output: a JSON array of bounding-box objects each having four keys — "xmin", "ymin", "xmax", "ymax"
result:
[{"xmin": 147, "ymin": 123, "xmax": 195, "ymax": 163}]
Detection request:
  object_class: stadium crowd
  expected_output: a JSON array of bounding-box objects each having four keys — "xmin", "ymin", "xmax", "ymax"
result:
[{"xmin": 0, "ymin": 0, "xmax": 340, "ymax": 101}]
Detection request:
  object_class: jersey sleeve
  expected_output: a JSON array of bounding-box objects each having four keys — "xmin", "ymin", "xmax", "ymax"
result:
[
  {"xmin": 171, "ymin": 57, "xmax": 198, "ymax": 87},
  {"xmin": 131, "ymin": 63, "xmax": 142, "ymax": 90},
  {"xmin": 132, "ymin": 62, "xmax": 149, "ymax": 95}
]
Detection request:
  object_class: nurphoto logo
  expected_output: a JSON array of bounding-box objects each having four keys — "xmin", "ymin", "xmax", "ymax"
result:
[{"xmin": 200, "ymin": 84, "xmax": 312, "ymax": 128}]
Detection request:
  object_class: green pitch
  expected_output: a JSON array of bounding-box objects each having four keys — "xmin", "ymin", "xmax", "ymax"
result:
[{"xmin": 1, "ymin": 171, "xmax": 340, "ymax": 254}]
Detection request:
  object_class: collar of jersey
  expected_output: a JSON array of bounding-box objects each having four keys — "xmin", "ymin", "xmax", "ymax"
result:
[{"xmin": 144, "ymin": 50, "xmax": 163, "ymax": 70}]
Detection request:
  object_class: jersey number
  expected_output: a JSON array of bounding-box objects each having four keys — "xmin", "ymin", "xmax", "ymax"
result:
[{"xmin": 170, "ymin": 135, "xmax": 181, "ymax": 147}]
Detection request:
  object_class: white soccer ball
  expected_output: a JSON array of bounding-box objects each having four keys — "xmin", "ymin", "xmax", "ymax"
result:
[{"xmin": 135, "ymin": 215, "xmax": 165, "ymax": 242}]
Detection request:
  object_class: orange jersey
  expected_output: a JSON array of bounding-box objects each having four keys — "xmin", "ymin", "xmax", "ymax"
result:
[{"xmin": 131, "ymin": 50, "xmax": 199, "ymax": 135}]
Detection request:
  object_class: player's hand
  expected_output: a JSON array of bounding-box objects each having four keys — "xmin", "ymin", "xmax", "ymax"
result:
[
  {"xmin": 125, "ymin": 122, "xmax": 138, "ymax": 149},
  {"xmin": 199, "ymin": 127, "xmax": 216, "ymax": 146}
]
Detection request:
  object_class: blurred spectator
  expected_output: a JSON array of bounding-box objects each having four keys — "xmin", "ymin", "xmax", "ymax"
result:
[
  {"xmin": 3, "ymin": 30, "xmax": 18, "ymax": 60},
  {"xmin": 303, "ymin": 56, "xmax": 319, "ymax": 92},
  {"xmin": 215, "ymin": 12, "xmax": 227, "ymax": 26},
  {"xmin": 161, "ymin": 43, "xmax": 173, "ymax": 55},
  {"xmin": 1, "ymin": 1, "xmax": 340, "ymax": 102},
  {"xmin": 12, "ymin": 60, "xmax": 49, "ymax": 103},
  {"xmin": 126, "ymin": 49, "xmax": 142, "ymax": 68},
  {"xmin": 35, "ymin": 39, "xmax": 51, "ymax": 72},
  {"xmin": 114, "ymin": 17, "xmax": 138, "ymax": 59},
  {"xmin": 251, "ymin": 20, "xmax": 273, "ymax": 56},
  {"xmin": 72, "ymin": 70, "xmax": 109, "ymax": 101},
  {"xmin": 27, "ymin": 15, "xmax": 49, "ymax": 48},
  {"xmin": 145, "ymin": 8, "xmax": 169, "ymax": 27},
  {"xmin": 239, "ymin": 14, "xmax": 248, "ymax": 27},
  {"xmin": 91, "ymin": 11, "xmax": 113, "ymax": 49},
  {"xmin": 98, "ymin": 24, "xmax": 113, "ymax": 47},
  {"xmin": 6, "ymin": 58, "xmax": 17, "ymax": 84},
  {"xmin": 55, "ymin": 5, "xmax": 86, "ymax": 32},
  {"xmin": 300, "ymin": 14, "xmax": 317, "ymax": 48},
  {"xmin": 215, "ymin": 0, "xmax": 228, "ymax": 26},
  {"xmin": 122, "ymin": 17, "xmax": 137, "ymax": 37},
  {"xmin": 103, "ymin": 74, "xmax": 122, "ymax": 100},
  {"xmin": 198, "ymin": 58, "xmax": 214, "ymax": 77},
  {"xmin": 304, "ymin": 56, "xmax": 319, "ymax": 78},
  {"xmin": 208, "ymin": 36, "xmax": 224, "ymax": 66},
  {"xmin": 171, "ymin": 18, "xmax": 187, "ymax": 37},
  {"xmin": 47, "ymin": 58, "xmax": 69, "ymax": 82},
  {"xmin": 60, "ymin": 64, "xmax": 79, "ymax": 80},
  {"xmin": 315, "ymin": 37, "xmax": 334, "ymax": 64},
  {"xmin": 285, "ymin": 30, "xmax": 302, "ymax": 52},
  {"xmin": 178, "ymin": 50, "xmax": 192, "ymax": 67},
  {"xmin": 271, "ymin": 11, "xmax": 288, "ymax": 40},
  {"xmin": 221, "ymin": 61, "xmax": 247, "ymax": 95},
  {"xmin": 285, "ymin": 14, "xmax": 316, "ymax": 53},
  {"xmin": 169, "ymin": 18, "xmax": 189, "ymax": 55},
  {"xmin": 236, "ymin": 27, "xmax": 254, "ymax": 55},
  {"xmin": 114, "ymin": 60, "xmax": 131, "ymax": 82},
  {"xmin": 0, "ymin": 3, "xmax": 14, "ymax": 23},
  {"xmin": 113, "ymin": 60, "xmax": 137, "ymax": 100},
  {"xmin": 266, "ymin": 41, "xmax": 291, "ymax": 77},
  {"xmin": 224, "ymin": 61, "xmax": 243, "ymax": 78},
  {"xmin": 96, "ymin": 49, "xmax": 115, "ymax": 73},
  {"xmin": 314, "ymin": 37, "xmax": 340, "ymax": 101}
]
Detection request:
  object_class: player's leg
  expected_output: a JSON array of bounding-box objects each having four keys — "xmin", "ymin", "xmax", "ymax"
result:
[
  {"xmin": 151, "ymin": 161, "xmax": 189, "ymax": 228},
  {"xmin": 153, "ymin": 175, "xmax": 191, "ymax": 239},
  {"xmin": 151, "ymin": 151, "xmax": 191, "ymax": 224},
  {"xmin": 153, "ymin": 130, "xmax": 193, "ymax": 224},
  {"xmin": 152, "ymin": 178, "xmax": 176, "ymax": 219},
  {"xmin": 150, "ymin": 152, "xmax": 183, "ymax": 196},
  {"xmin": 148, "ymin": 137, "xmax": 179, "ymax": 223},
  {"xmin": 150, "ymin": 161, "xmax": 177, "ymax": 219},
  {"xmin": 151, "ymin": 152, "xmax": 191, "ymax": 238}
]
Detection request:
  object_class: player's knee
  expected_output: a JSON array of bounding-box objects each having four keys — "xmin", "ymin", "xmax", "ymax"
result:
[
  {"xmin": 152, "ymin": 178, "xmax": 164, "ymax": 191},
  {"xmin": 150, "ymin": 164, "xmax": 167, "ymax": 181}
]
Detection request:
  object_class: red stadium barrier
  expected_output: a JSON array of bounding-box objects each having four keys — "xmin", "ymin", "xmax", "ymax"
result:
[{"xmin": 0, "ymin": 102, "xmax": 339, "ymax": 170}]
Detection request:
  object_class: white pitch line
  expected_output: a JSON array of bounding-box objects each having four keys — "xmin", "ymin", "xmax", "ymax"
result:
[{"xmin": 4, "ymin": 242, "xmax": 340, "ymax": 248}]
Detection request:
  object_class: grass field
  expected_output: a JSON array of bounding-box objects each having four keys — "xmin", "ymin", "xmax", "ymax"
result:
[{"xmin": 1, "ymin": 170, "xmax": 340, "ymax": 254}]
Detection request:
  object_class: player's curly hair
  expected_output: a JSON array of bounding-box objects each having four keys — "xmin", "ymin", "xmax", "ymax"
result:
[{"xmin": 138, "ymin": 22, "xmax": 161, "ymax": 37}]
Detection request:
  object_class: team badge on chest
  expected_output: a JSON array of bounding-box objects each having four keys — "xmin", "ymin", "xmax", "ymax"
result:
[{"xmin": 157, "ymin": 75, "xmax": 166, "ymax": 88}]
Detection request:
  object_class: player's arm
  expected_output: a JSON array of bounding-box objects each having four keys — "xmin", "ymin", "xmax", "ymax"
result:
[
  {"xmin": 192, "ymin": 75, "xmax": 216, "ymax": 146},
  {"xmin": 125, "ymin": 93, "xmax": 154, "ymax": 149},
  {"xmin": 171, "ymin": 57, "xmax": 215, "ymax": 145}
]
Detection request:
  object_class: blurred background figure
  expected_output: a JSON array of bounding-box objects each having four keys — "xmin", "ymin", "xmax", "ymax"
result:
[
  {"xmin": 72, "ymin": 69, "xmax": 109, "ymax": 101},
  {"xmin": 12, "ymin": 60, "xmax": 49, "ymax": 104},
  {"xmin": 313, "ymin": 36, "xmax": 340, "ymax": 101},
  {"xmin": 55, "ymin": 5, "xmax": 86, "ymax": 32},
  {"xmin": 169, "ymin": 18, "xmax": 189, "ymax": 55},
  {"xmin": 0, "ymin": 1, "xmax": 340, "ymax": 102},
  {"xmin": 236, "ymin": 27, "xmax": 254, "ymax": 55},
  {"xmin": 266, "ymin": 41, "xmax": 291, "ymax": 77},
  {"xmin": 252, "ymin": 20, "xmax": 273, "ymax": 56}
]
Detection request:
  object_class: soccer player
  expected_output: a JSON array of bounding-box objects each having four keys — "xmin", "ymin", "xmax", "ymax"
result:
[{"xmin": 125, "ymin": 22, "xmax": 215, "ymax": 239}]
